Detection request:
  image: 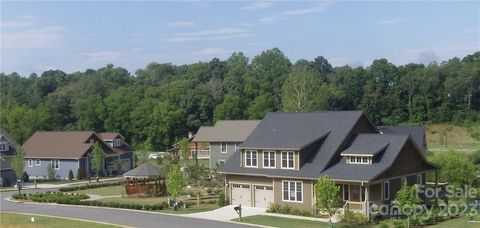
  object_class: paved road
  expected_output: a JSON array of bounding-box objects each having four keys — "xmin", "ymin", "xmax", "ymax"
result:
[{"xmin": 0, "ymin": 190, "xmax": 252, "ymax": 228}]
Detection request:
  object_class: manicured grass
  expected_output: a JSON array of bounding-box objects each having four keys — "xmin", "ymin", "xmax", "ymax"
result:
[
  {"xmin": 233, "ymin": 215, "xmax": 375, "ymax": 228},
  {"xmin": 98, "ymin": 196, "xmax": 168, "ymax": 205},
  {"xmin": 0, "ymin": 212, "xmax": 120, "ymax": 228},
  {"xmin": 428, "ymin": 217, "xmax": 480, "ymax": 228},
  {"xmin": 162, "ymin": 203, "xmax": 220, "ymax": 214},
  {"xmin": 75, "ymin": 185, "xmax": 124, "ymax": 196}
]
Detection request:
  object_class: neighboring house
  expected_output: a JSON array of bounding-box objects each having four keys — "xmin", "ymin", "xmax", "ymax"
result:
[
  {"xmin": 98, "ymin": 132, "xmax": 134, "ymax": 174},
  {"xmin": 193, "ymin": 120, "xmax": 260, "ymax": 169},
  {"xmin": 22, "ymin": 131, "xmax": 121, "ymax": 180},
  {"xmin": 0, "ymin": 129, "xmax": 17, "ymax": 186},
  {"xmin": 221, "ymin": 111, "xmax": 439, "ymax": 218}
]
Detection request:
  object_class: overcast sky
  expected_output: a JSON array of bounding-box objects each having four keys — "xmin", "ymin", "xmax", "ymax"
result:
[{"xmin": 1, "ymin": 1, "xmax": 479, "ymax": 76}]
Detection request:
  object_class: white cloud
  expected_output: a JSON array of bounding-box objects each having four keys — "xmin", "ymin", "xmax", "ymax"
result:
[
  {"xmin": 243, "ymin": 1, "xmax": 275, "ymax": 10},
  {"xmin": 376, "ymin": 18, "xmax": 405, "ymax": 25},
  {"xmin": 165, "ymin": 21, "xmax": 195, "ymax": 28},
  {"xmin": 259, "ymin": 1, "xmax": 334, "ymax": 23},
  {"xmin": 21, "ymin": 15, "xmax": 40, "ymax": 20},
  {"xmin": 0, "ymin": 21, "xmax": 31, "ymax": 28},
  {"xmin": 198, "ymin": 48, "xmax": 225, "ymax": 56},
  {"xmin": 1, "ymin": 26, "xmax": 66, "ymax": 49},
  {"xmin": 164, "ymin": 28, "xmax": 251, "ymax": 42},
  {"xmin": 85, "ymin": 51, "xmax": 123, "ymax": 61}
]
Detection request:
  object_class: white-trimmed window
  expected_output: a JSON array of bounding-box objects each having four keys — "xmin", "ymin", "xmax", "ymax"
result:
[
  {"xmin": 51, "ymin": 160, "xmax": 60, "ymax": 170},
  {"xmin": 282, "ymin": 181, "xmax": 302, "ymax": 202},
  {"xmin": 245, "ymin": 150, "xmax": 257, "ymax": 167},
  {"xmin": 384, "ymin": 181, "xmax": 390, "ymax": 200},
  {"xmin": 28, "ymin": 159, "xmax": 33, "ymax": 167},
  {"xmin": 263, "ymin": 151, "xmax": 276, "ymax": 168},
  {"xmin": 281, "ymin": 151, "xmax": 294, "ymax": 169},
  {"xmin": 35, "ymin": 159, "xmax": 41, "ymax": 166},
  {"xmin": 417, "ymin": 174, "xmax": 423, "ymax": 185},
  {"xmin": 234, "ymin": 143, "xmax": 238, "ymax": 152},
  {"xmin": 221, "ymin": 143, "xmax": 227, "ymax": 153},
  {"xmin": 0, "ymin": 143, "xmax": 8, "ymax": 151},
  {"xmin": 113, "ymin": 139, "xmax": 121, "ymax": 147},
  {"xmin": 349, "ymin": 156, "xmax": 369, "ymax": 164}
]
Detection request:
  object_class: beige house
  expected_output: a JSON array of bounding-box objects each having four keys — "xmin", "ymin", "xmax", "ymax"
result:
[{"xmin": 221, "ymin": 111, "xmax": 439, "ymax": 217}]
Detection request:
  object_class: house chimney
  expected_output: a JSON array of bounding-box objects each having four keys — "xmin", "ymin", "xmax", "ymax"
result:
[{"xmin": 188, "ymin": 132, "xmax": 193, "ymax": 139}]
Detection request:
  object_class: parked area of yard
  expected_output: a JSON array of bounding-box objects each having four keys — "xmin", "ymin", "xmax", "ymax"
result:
[{"xmin": 0, "ymin": 212, "xmax": 120, "ymax": 228}]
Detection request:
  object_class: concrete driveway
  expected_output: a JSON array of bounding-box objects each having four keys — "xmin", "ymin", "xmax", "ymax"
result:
[{"xmin": 184, "ymin": 205, "xmax": 266, "ymax": 222}]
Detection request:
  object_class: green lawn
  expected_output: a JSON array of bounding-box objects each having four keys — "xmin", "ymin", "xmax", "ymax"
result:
[
  {"xmin": 428, "ymin": 217, "xmax": 480, "ymax": 228},
  {"xmin": 0, "ymin": 212, "xmax": 120, "ymax": 228},
  {"xmin": 75, "ymin": 185, "xmax": 124, "ymax": 196},
  {"xmin": 233, "ymin": 215, "xmax": 375, "ymax": 228},
  {"xmin": 98, "ymin": 196, "xmax": 168, "ymax": 205},
  {"xmin": 162, "ymin": 203, "xmax": 220, "ymax": 214}
]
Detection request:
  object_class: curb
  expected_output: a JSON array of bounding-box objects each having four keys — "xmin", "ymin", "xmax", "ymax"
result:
[
  {"xmin": 1, "ymin": 211, "xmax": 131, "ymax": 228},
  {"xmin": 5, "ymin": 197, "xmax": 265, "ymax": 227}
]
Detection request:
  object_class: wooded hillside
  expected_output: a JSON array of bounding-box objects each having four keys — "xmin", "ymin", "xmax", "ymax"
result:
[{"xmin": 1, "ymin": 48, "xmax": 479, "ymax": 150}]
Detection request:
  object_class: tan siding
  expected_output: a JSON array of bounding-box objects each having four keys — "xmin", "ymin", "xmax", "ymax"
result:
[{"xmin": 273, "ymin": 178, "xmax": 313, "ymax": 210}]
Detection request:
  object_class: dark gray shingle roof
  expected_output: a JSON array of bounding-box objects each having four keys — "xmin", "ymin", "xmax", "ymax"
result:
[
  {"xmin": 340, "ymin": 134, "xmax": 390, "ymax": 156},
  {"xmin": 377, "ymin": 126, "xmax": 426, "ymax": 153},
  {"xmin": 123, "ymin": 163, "xmax": 161, "ymax": 178}
]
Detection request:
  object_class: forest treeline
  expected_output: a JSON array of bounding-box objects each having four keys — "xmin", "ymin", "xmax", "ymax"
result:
[{"xmin": 1, "ymin": 48, "xmax": 479, "ymax": 150}]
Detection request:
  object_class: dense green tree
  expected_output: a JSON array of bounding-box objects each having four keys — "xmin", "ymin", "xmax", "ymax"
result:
[
  {"xmin": 246, "ymin": 94, "xmax": 275, "ymax": 119},
  {"xmin": 428, "ymin": 150, "xmax": 476, "ymax": 186},
  {"xmin": 214, "ymin": 95, "xmax": 244, "ymax": 121}
]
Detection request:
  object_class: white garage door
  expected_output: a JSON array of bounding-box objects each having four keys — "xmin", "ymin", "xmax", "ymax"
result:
[
  {"xmin": 231, "ymin": 184, "xmax": 251, "ymax": 206},
  {"xmin": 254, "ymin": 185, "xmax": 273, "ymax": 208}
]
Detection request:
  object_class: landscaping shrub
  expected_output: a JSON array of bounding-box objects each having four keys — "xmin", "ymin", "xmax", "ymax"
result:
[
  {"xmin": 22, "ymin": 172, "xmax": 29, "ymax": 182},
  {"xmin": 341, "ymin": 209, "xmax": 368, "ymax": 224},
  {"xmin": 266, "ymin": 203, "xmax": 313, "ymax": 217},
  {"xmin": 68, "ymin": 170, "xmax": 74, "ymax": 180},
  {"xmin": 218, "ymin": 192, "xmax": 225, "ymax": 206},
  {"xmin": 76, "ymin": 168, "xmax": 82, "ymax": 180}
]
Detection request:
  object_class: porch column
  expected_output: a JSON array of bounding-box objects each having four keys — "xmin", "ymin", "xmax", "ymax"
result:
[
  {"xmin": 434, "ymin": 170, "xmax": 438, "ymax": 207},
  {"xmin": 364, "ymin": 186, "xmax": 369, "ymax": 220}
]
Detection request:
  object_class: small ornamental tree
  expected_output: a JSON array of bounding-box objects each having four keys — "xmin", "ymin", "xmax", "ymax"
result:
[
  {"xmin": 47, "ymin": 163, "xmax": 55, "ymax": 180},
  {"xmin": 91, "ymin": 142, "xmax": 104, "ymax": 182},
  {"xmin": 167, "ymin": 164, "xmax": 185, "ymax": 201},
  {"xmin": 68, "ymin": 170, "xmax": 74, "ymax": 180},
  {"xmin": 76, "ymin": 168, "xmax": 82, "ymax": 180},
  {"xmin": 11, "ymin": 147, "xmax": 25, "ymax": 182},
  {"xmin": 179, "ymin": 138, "xmax": 189, "ymax": 164},
  {"xmin": 394, "ymin": 180, "xmax": 421, "ymax": 215},
  {"xmin": 315, "ymin": 176, "xmax": 341, "ymax": 224}
]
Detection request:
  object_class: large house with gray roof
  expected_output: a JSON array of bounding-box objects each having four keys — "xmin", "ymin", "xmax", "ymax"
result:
[
  {"xmin": 221, "ymin": 111, "xmax": 438, "ymax": 217},
  {"xmin": 22, "ymin": 131, "xmax": 133, "ymax": 180},
  {"xmin": 1, "ymin": 129, "xmax": 17, "ymax": 186},
  {"xmin": 192, "ymin": 120, "xmax": 260, "ymax": 169}
]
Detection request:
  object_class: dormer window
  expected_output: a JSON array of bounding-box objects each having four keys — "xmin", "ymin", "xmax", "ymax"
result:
[
  {"xmin": 113, "ymin": 139, "xmax": 121, "ymax": 147},
  {"xmin": 348, "ymin": 156, "xmax": 371, "ymax": 164},
  {"xmin": 0, "ymin": 143, "xmax": 8, "ymax": 151}
]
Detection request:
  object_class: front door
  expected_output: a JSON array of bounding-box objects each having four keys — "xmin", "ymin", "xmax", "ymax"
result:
[
  {"xmin": 254, "ymin": 185, "xmax": 273, "ymax": 208},
  {"xmin": 231, "ymin": 184, "xmax": 251, "ymax": 206}
]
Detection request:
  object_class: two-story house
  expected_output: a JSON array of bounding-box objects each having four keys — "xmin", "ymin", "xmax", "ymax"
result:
[
  {"xmin": 1, "ymin": 129, "xmax": 17, "ymax": 186},
  {"xmin": 22, "ymin": 131, "xmax": 126, "ymax": 180},
  {"xmin": 221, "ymin": 111, "xmax": 439, "ymax": 218},
  {"xmin": 192, "ymin": 120, "xmax": 260, "ymax": 169},
  {"xmin": 98, "ymin": 132, "xmax": 134, "ymax": 174}
]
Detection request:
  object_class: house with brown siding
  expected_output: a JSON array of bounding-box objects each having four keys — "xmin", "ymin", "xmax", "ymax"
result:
[{"xmin": 221, "ymin": 111, "xmax": 438, "ymax": 217}]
